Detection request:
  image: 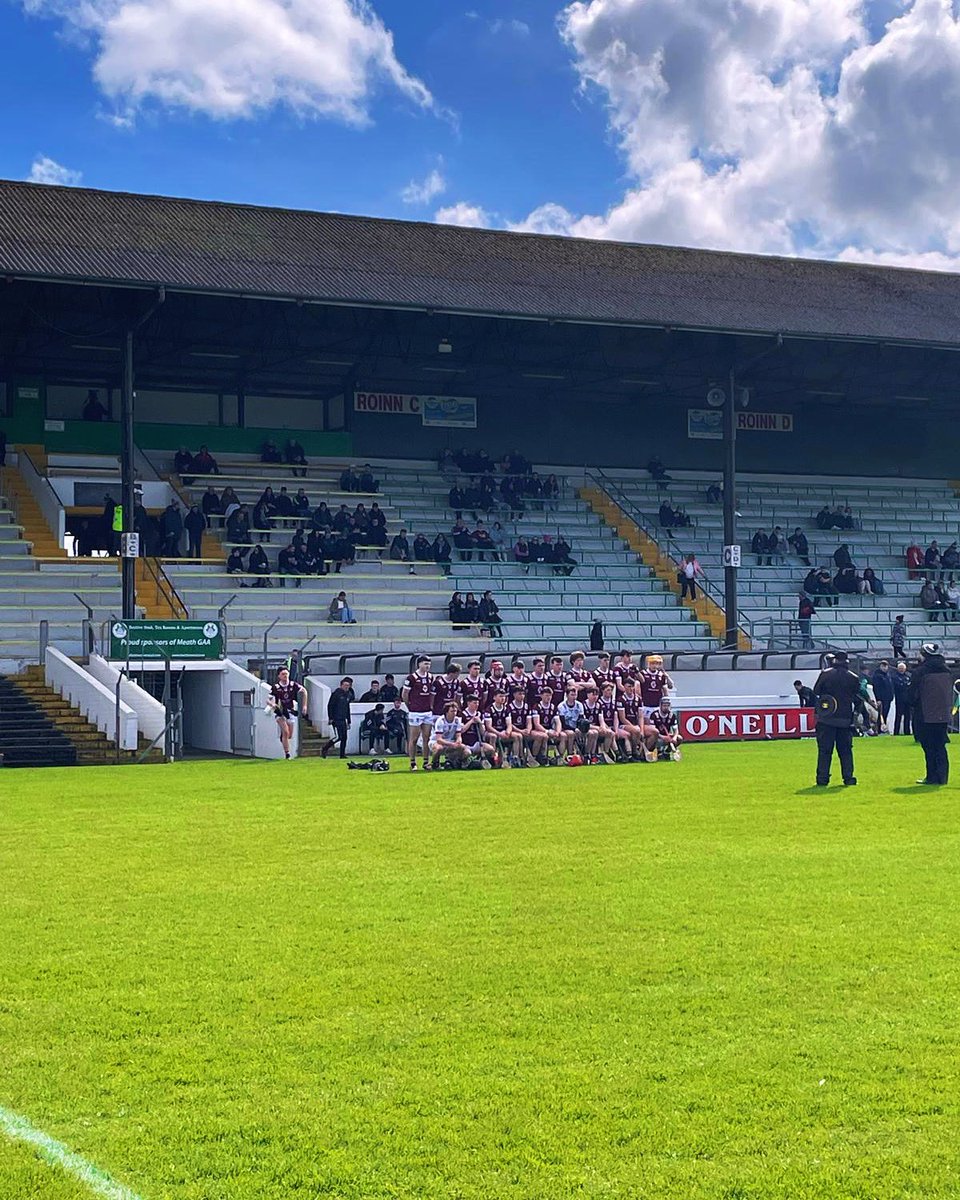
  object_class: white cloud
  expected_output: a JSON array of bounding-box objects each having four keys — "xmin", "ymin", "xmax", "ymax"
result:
[
  {"xmin": 491, "ymin": 18, "xmax": 531, "ymax": 36},
  {"xmin": 402, "ymin": 167, "xmax": 446, "ymax": 205},
  {"xmin": 21, "ymin": 0, "xmax": 433, "ymax": 125},
  {"xmin": 27, "ymin": 155, "xmax": 82, "ymax": 186},
  {"xmin": 497, "ymin": 0, "xmax": 960, "ymax": 270},
  {"xmin": 434, "ymin": 201, "xmax": 494, "ymax": 228}
]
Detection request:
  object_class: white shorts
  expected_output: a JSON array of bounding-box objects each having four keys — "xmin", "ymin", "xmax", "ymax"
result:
[
  {"xmin": 642, "ymin": 705, "xmax": 660, "ymax": 719},
  {"xmin": 407, "ymin": 712, "xmax": 435, "ymax": 728}
]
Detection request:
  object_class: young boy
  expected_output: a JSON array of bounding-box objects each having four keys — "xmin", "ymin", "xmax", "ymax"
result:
[
  {"xmin": 402, "ymin": 654, "xmax": 435, "ymax": 771},
  {"xmin": 430, "ymin": 702, "xmax": 469, "ymax": 768}
]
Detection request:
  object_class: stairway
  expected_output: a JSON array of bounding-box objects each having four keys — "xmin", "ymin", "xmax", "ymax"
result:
[
  {"xmin": 5, "ymin": 451, "xmax": 67, "ymax": 559},
  {"xmin": 11, "ymin": 667, "xmax": 163, "ymax": 765},
  {"xmin": 0, "ymin": 674, "xmax": 77, "ymax": 766},
  {"xmin": 298, "ymin": 722, "xmax": 332, "ymax": 758}
]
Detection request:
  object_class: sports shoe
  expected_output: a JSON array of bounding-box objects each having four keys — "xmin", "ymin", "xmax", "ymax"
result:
[
  {"xmin": 368, "ymin": 747, "xmax": 376, "ymax": 755},
  {"xmin": 409, "ymin": 761, "xmax": 418, "ymax": 771},
  {"xmin": 843, "ymin": 778, "xmax": 857, "ymax": 786}
]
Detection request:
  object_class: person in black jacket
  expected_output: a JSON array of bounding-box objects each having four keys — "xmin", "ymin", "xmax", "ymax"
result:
[
  {"xmin": 871, "ymin": 661, "xmax": 895, "ymax": 731},
  {"xmin": 788, "ymin": 527, "xmax": 811, "ymax": 566},
  {"xmin": 323, "ymin": 677, "xmax": 354, "ymax": 759},
  {"xmin": 907, "ymin": 643, "xmax": 953, "ymax": 784},
  {"xmin": 812, "ymin": 649, "xmax": 861, "ymax": 786},
  {"xmin": 751, "ymin": 529, "xmax": 771, "ymax": 566},
  {"xmin": 891, "ymin": 660, "xmax": 912, "ymax": 735},
  {"xmin": 184, "ymin": 504, "xmax": 206, "ymax": 559}
]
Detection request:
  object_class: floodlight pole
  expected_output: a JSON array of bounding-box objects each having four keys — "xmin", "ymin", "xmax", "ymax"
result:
[{"xmin": 723, "ymin": 366, "xmax": 738, "ymax": 649}]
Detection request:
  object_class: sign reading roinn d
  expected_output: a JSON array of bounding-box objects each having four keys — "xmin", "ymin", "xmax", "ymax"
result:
[{"xmin": 109, "ymin": 619, "xmax": 224, "ymax": 660}]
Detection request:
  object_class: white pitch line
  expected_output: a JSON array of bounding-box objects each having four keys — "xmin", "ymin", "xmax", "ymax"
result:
[{"xmin": 0, "ymin": 1105, "xmax": 144, "ymax": 1200}]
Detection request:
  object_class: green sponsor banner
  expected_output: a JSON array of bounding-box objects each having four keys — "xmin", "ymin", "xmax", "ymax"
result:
[{"xmin": 109, "ymin": 619, "xmax": 224, "ymax": 661}]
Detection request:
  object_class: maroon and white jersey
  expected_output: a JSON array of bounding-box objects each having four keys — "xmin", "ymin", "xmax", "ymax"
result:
[
  {"xmin": 484, "ymin": 674, "xmax": 508, "ymax": 706},
  {"xmin": 270, "ymin": 681, "xmax": 300, "ymax": 717},
  {"xmin": 485, "ymin": 704, "xmax": 510, "ymax": 733},
  {"xmin": 616, "ymin": 661, "xmax": 640, "ymax": 686},
  {"xmin": 593, "ymin": 668, "xmax": 617, "ymax": 690},
  {"xmin": 618, "ymin": 693, "xmax": 642, "ymax": 724},
  {"xmin": 508, "ymin": 701, "xmax": 530, "ymax": 730},
  {"xmin": 526, "ymin": 673, "xmax": 549, "ymax": 705},
  {"xmin": 460, "ymin": 710, "xmax": 484, "ymax": 747},
  {"xmin": 404, "ymin": 671, "xmax": 435, "ymax": 714},
  {"xmin": 583, "ymin": 700, "xmax": 603, "ymax": 727},
  {"xmin": 569, "ymin": 668, "xmax": 594, "ymax": 694},
  {"xmin": 534, "ymin": 701, "xmax": 557, "ymax": 731},
  {"xmin": 545, "ymin": 670, "xmax": 570, "ymax": 704},
  {"xmin": 639, "ymin": 669, "xmax": 669, "ymax": 707},
  {"xmin": 460, "ymin": 675, "xmax": 486, "ymax": 705},
  {"xmin": 432, "ymin": 676, "xmax": 463, "ymax": 715},
  {"xmin": 599, "ymin": 698, "xmax": 618, "ymax": 727},
  {"xmin": 650, "ymin": 708, "xmax": 679, "ymax": 736},
  {"xmin": 507, "ymin": 672, "xmax": 529, "ymax": 695}
]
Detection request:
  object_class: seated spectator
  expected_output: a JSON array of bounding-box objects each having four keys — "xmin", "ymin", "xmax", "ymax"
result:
[
  {"xmin": 861, "ymin": 566, "xmax": 884, "ymax": 596},
  {"xmin": 390, "ymin": 529, "xmax": 411, "ymax": 561},
  {"xmin": 529, "ymin": 536, "xmax": 546, "ymax": 563},
  {"xmin": 646, "ymin": 454, "xmax": 671, "ymax": 485},
  {"xmin": 833, "ymin": 543, "xmax": 853, "ymax": 570},
  {"xmin": 489, "ymin": 521, "xmax": 506, "ymax": 562},
  {"xmin": 452, "ymin": 520, "xmax": 474, "ymax": 561},
  {"xmin": 476, "ymin": 449, "xmax": 494, "ymax": 475},
  {"xmin": 514, "ymin": 536, "xmax": 531, "ymax": 570},
  {"xmin": 478, "ymin": 590, "xmax": 503, "ymax": 637},
  {"xmin": 802, "ymin": 567, "xmax": 819, "ymax": 596},
  {"xmin": 221, "ymin": 486, "xmax": 241, "ymax": 520},
  {"xmin": 831, "ymin": 505, "xmax": 847, "ymax": 529},
  {"xmin": 815, "ymin": 505, "xmax": 832, "ymax": 529},
  {"xmin": 253, "ymin": 488, "xmax": 277, "ymax": 541},
  {"xmin": 359, "ymin": 680, "xmax": 382, "ymax": 703},
  {"xmin": 192, "ymin": 445, "xmax": 219, "ymax": 475},
  {"xmin": 366, "ymin": 503, "xmax": 387, "ymax": 548},
  {"xmin": 463, "ymin": 592, "xmax": 480, "ymax": 623},
  {"xmin": 293, "ymin": 487, "xmax": 310, "ymax": 518},
  {"xmin": 284, "ymin": 438, "xmax": 308, "ymax": 477},
  {"xmin": 945, "ymin": 580, "xmax": 960, "ymax": 619},
  {"xmin": 380, "ymin": 675, "xmax": 400, "ymax": 702},
  {"xmin": 834, "ymin": 566, "xmax": 859, "ymax": 595},
  {"xmin": 673, "ymin": 506, "xmax": 691, "ymax": 529},
  {"xmin": 501, "ymin": 476, "xmax": 524, "ymax": 519},
  {"xmin": 771, "ymin": 527, "xmax": 788, "ymax": 563},
  {"xmin": 360, "ymin": 704, "xmax": 389, "ymax": 754},
  {"xmin": 919, "ymin": 579, "xmax": 944, "ymax": 621},
  {"xmin": 552, "ymin": 535, "xmax": 576, "ymax": 576},
  {"xmin": 413, "ymin": 533, "xmax": 433, "ymax": 561},
  {"xmin": 247, "ymin": 543, "xmax": 272, "ymax": 587},
  {"xmin": 813, "ymin": 568, "xmax": 838, "ymax": 606},
  {"xmin": 942, "ymin": 541, "xmax": 960, "ymax": 577},
  {"xmin": 925, "ymin": 540, "xmax": 941, "ymax": 579},
  {"xmin": 277, "ymin": 542, "xmax": 301, "ymax": 588},
  {"xmin": 82, "ymin": 389, "xmax": 108, "ymax": 422},
  {"xmin": 473, "ymin": 524, "xmax": 495, "ymax": 561},
  {"xmin": 276, "ymin": 486, "xmax": 295, "ymax": 528},
  {"xmin": 438, "ymin": 447, "xmax": 457, "ymax": 473},
  {"xmin": 226, "ymin": 504, "xmax": 251, "ymax": 545},
  {"xmin": 788, "ymin": 527, "xmax": 810, "ymax": 565},
  {"xmin": 339, "ymin": 465, "xmax": 358, "ymax": 492},
  {"xmin": 383, "ymin": 700, "xmax": 408, "ymax": 753},
  {"xmin": 261, "ymin": 439, "xmax": 282, "ymax": 463},
  {"xmin": 312, "ymin": 501, "xmax": 333, "ymax": 529},
  {"xmin": 752, "ymin": 529, "xmax": 772, "ymax": 566},
  {"xmin": 525, "ymin": 473, "xmax": 545, "ymax": 511},
  {"xmin": 659, "ymin": 500, "xmax": 675, "ymax": 530},
  {"xmin": 174, "ymin": 446, "xmax": 194, "ymax": 477},
  {"xmin": 449, "ymin": 591, "xmax": 468, "ymax": 629},
  {"xmin": 201, "ymin": 485, "xmax": 223, "ymax": 526},
  {"xmin": 226, "ymin": 546, "xmax": 248, "ymax": 576},
  {"xmin": 543, "ymin": 474, "xmax": 560, "ymax": 511},
  {"xmin": 328, "ymin": 590, "xmax": 356, "ymax": 623},
  {"xmin": 358, "ymin": 464, "xmax": 378, "ymax": 493},
  {"xmin": 433, "ymin": 533, "xmax": 452, "ymax": 576},
  {"xmin": 448, "ymin": 483, "xmax": 467, "ymax": 513},
  {"xmin": 906, "ymin": 541, "xmax": 924, "ymax": 580},
  {"xmin": 706, "ymin": 482, "xmax": 722, "ymax": 504},
  {"xmin": 331, "ymin": 504, "xmax": 351, "ymax": 532}
]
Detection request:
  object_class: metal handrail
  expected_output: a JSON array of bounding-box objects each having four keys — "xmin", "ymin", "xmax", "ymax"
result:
[{"xmin": 142, "ymin": 556, "xmax": 189, "ymax": 618}]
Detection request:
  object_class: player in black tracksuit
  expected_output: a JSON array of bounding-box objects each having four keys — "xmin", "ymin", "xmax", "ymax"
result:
[{"xmin": 813, "ymin": 650, "xmax": 861, "ymax": 786}]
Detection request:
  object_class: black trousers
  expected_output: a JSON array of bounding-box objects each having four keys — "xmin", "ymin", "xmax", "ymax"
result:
[
  {"xmin": 816, "ymin": 724, "xmax": 855, "ymax": 784},
  {"xmin": 680, "ymin": 578, "xmax": 697, "ymax": 600},
  {"xmin": 917, "ymin": 722, "xmax": 949, "ymax": 784},
  {"xmin": 877, "ymin": 699, "xmax": 891, "ymax": 728},
  {"xmin": 893, "ymin": 701, "xmax": 912, "ymax": 735},
  {"xmin": 188, "ymin": 532, "xmax": 202, "ymax": 558},
  {"xmin": 333, "ymin": 719, "xmax": 349, "ymax": 758}
]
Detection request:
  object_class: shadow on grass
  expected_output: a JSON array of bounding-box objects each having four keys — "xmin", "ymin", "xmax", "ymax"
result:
[{"xmin": 889, "ymin": 784, "xmax": 946, "ymax": 794}]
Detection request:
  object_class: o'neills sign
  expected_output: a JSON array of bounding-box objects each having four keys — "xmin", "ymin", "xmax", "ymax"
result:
[
  {"xmin": 680, "ymin": 707, "xmax": 815, "ymax": 742},
  {"xmin": 354, "ymin": 391, "xmax": 423, "ymax": 415}
]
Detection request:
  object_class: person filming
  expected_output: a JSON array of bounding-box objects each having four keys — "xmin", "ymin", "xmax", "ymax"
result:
[{"xmin": 812, "ymin": 650, "xmax": 860, "ymax": 787}]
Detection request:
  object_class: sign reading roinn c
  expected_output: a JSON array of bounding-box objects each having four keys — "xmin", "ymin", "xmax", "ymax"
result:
[{"xmin": 354, "ymin": 391, "xmax": 478, "ymax": 428}]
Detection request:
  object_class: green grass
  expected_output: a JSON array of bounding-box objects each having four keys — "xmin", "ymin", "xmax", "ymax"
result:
[{"xmin": 1, "ymin": 741, "xmax": 959, "ymax": 1199}]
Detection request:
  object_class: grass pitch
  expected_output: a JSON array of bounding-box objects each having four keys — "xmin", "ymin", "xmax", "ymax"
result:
[{"xmin": 1, "ymin": 740, "xmax": 959, "ymax": 1200}]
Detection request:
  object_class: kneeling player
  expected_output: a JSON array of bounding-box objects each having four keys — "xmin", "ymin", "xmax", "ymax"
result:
[
  {"xmin": 430, "ymin": 702, "xmax": 470, "ymax": 768},
  {"xmin": 484, "ymin": 690, "xmax": 520, "ymax": 762},
  {"xmin": 645, "ymin": 697, "xmax": 683, "ymax": 761},
  {"xmin": 583, "ymin": 685, "xmax": 616, "ymax": 763},
  {"xmin": 616, "ymin": 676, "xmax": 645, "ymax": 760},
  {"xmin": 532, "ymin": 687, "xmax": 563, "ymax": 763},
  {"xmin": 556, "ymin": 685, "xmax": 585, "ymax": 758},
  {"xmin": 460, "ymin": 697, "xmax": 497, "ymax": 767}
]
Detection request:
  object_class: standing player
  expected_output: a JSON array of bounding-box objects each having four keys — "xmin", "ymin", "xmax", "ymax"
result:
[
  {"xmin": 598, "ymin": 682, "xmax": 621, "ymax": 762},
  {"xmin": 593, "ymin": 651, "xmax": 617, "ymax": 691},
  {"xmin": 615, "ymin": 650, "xmax": 640, "ymax": 690},
  {"xmin": 526, "ymin": 657, "xmax": 550, "ymax": 706},
  {"xmin": 403, "ymin": 655, "xmax": 436, "ymax": 771},
  {"xmin": 645, "ymin": 697, "xmax": 683, "ymax": 761},
  {"xmin": 556, "ymin": 684, "xmax": 586, "ymax": 759},
  {"xmin": 460, "ymin": 696, "xmax": 497, "ymax": 767},
  {"xmin": 460, "ymin": 660, "xmax": 486, "ymax": 706},
  {"xmin": 616, "ymin": 675, "xmax": 645, "ymax": 760},
  {"xmin": 433, "ymin": 662, "xmax": 463, "ymax": 719},
  {"xmin": 532, "ymin": 686, "xmax": 563, "ymax": 763},
  {"xmin": 507, "ymin": 659, "xmax": 529, "ymax": 698},
  {"xmin": 429, "ymin": 702, "xmax": 470, "ymax": 768},
  {"xmin": 484, "ymin": 659, "xmax": 509, "ymax": 706},
  {"xmin": 639, "ymin": 654, "xmax": 675, "ymax": 718},
  {"xmin": 545, "ymin": 654, "xmax": 570, "ymax": 704},
  {"xmin": 268, "ymin": 666, "xmax": 308, "ymax": 759},
  {"xmin": 568, "ymin": 651, "xmax": 595, "ymax": 698}
]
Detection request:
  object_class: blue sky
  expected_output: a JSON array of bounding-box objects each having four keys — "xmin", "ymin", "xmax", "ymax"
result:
[
  {"xmin": 3, "ymin": 0, "xmax": 960, "ymax": 271},
  {"xmin": 0, "ymin": 0, "xmax": 622, "ymax": 223}
]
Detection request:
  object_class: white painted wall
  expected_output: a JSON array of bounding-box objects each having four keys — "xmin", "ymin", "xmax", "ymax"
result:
[
  {"xmin": 44, "ymin": 646, "xmax": 138, "ymax": 750},
  {"xmin": 86, "ymin": 654, "xmax": 166, "ymax": 742},
  {"xmin": 179, "ymin": 658, "xmax": 292, "ymax": 758}
]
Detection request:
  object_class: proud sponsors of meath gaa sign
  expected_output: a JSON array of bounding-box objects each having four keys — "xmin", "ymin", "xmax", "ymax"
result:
[{"xmin": 110, "ymin": 619, "xmax": 224, "ymax": 660}]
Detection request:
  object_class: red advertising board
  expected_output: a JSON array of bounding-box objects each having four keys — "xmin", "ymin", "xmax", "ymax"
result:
[{"xmin": 680, "ymin": 707, "xmax": 815, "ymax": 742}]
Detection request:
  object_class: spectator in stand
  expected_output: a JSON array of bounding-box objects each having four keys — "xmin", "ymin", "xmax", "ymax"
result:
[
  {"xmin": 706, "ymin": 481, "xmax": 722, "ymax": 504},
  {"xmin": 473, "ymin": 524, "xmax": 495, "ymax": 561},
  {"xmin": 453, "ymin": 521, "xmax": 474, "ymax": 561},
  {"xmin": 945, "ymin": 579, "xmax": 960, "ymax": 619},
  {"xmin": 274, "ymin": 487, "xmax": 295, "ymax": 529},
  {"xmin": 277, "ymin": 542, "xmax": 301, "ymax": 588},
  {"xmin": 221, "ymin": 486, "xmax": 241, "ymax": 520},
  {"xmin": 389, "ymin": 528, "xmax": 411, "ymax": 562},
  {"xmin": 891, "ymin": 614, "xmax": 907, "ymax": 659},
  {"xmin": 943, "ymin": 541, "xmax": 960, "ymax": 579},
  {"xmin": 284, "ymin": 438, "xmax": 308, "ymax": 477},
  {"xmin": 247, "ymin": 543, "xmax": 272, "ymax": 587},
  {"xmin": 834, "ymin": 565, "xmax": 859, "ymax": 595},
  {"xmin": 646, "ymin": 454, "xmax": 671, "ymax": 487},
  {"xmin": 920, "ymin": 579, "xmax": 944, "ymax": 621},
  {"xmin": 360, "ymin": 704, "xmax": 390, "ymax": 754},
  {"xmin": 82, "ymin": 389, "xmax": 108, "ymax": 421},
  {"xmin": 184, "ymin": 504, "xmax": 206, "ymax": 559},
  {"xmin": 514, "ymin": 535, "xmax": 531, "ymax": 572},
  {"xmin": 861, "ymin": 566, "xmax": 884, "ymax": 596},
  {"xmin": 161, "ymin": 501, "xmax": 183, "ymax": 557},
  {"xmin": 906, "ymin": 541, "xmax": 924, "ymax": 580},
  {"xmin": 752, "ymin": 529, "xmax": 772, "ymax": 566},
  {"xmin": 501, "ymin": 475, "xmax": 524, "ymax": 520},
  {"xmin": 253, "ymin": 488, "xmax": 277, "ymax": 541},
  {"xmin": 659, "ymin": 499, "xmax": 676, "ymax": 531},
  {"xmin": 366, "ymin": 503, "xmax": 387, "ymax": 550},
  {"xmin": 380, "ymin": 675, "xmax": 400, "ymax": 702},
  {"xmin": 543, "ymin": 475, "xmax": 560, "ymax": 511},
  {"xmin": 797, "ymin": 593, "xmax": 816, "ymax": 648},
  {"xmin": 462, "ymin": 592, "xmax": 479, "ymax": 624},
  {"xmin": 834, "ymin": 543, "xmax": 853, "ymax": 570},
  {"xmin": 479, "ymin": 590, "xmax": 503, "ymax": 637},
  {"xmin": 413, "ymin": 533, "xmax": 433, "ymax": 562},
  {"xmin": 192, "ymin": 445, "xmax": 220, "ymax": 475},
  {"xmin": 438, "ymin": 447, "xmax": 456, "ymax": 473},
  {"xmin": 174, "ymin": 447, "xmax": 195, "ymax": 483},
  {"xmin": 771, "ymin": 527, "xmax": 788, "ymax": 564},
  {"xmin": 872, "ymin": 661, "xmax": 895, "ymax": 732},
  {"xmin": 359, "ymin": 680, "xmax": 382, "ymax": 703},
  {"xmin": 312, "ymin": 501, "xmax": 333, "ymax": 529},
  {"xmin": 448, "ymin": 481, "xmax": 467, "ymax": 513},
  {"xmin": 226, "ymin": 546, "xmax": 248, "ymax": 576},
  {"xmin": 925, "ymin": 540, "xmax": 942, "ymax": 580},
  {"xmin": 331, "ymin": 504, "xmax": 350, "ymax": 532},
  {"xmin": 552, "ymin": 535, "xmax": 576, "ymax": 576},
  {"xmin": 358, "ymin": 464, "xmax": 378, "ymax": 493},
  {"xmin": 261, "ymin": 439, "xmax": 282, "ymax": 463},
  {"xmin": 892, "ymin": 661, "xmax": 912, "ymax": 734},
  {"xmin": 293, "ymin": 487, "xmax": 310, "ymax": 520},
  {"xmin": 788, "ymin": 527, "xmax": 811, "ymax": 566},
  {"xmin": 328, "ymin": 590, "xmax": 356, "ymax": 623},
  {"xmin": 679, "ymin": 554, "xmax": 703, "ymax": 600},
  {"xmin": 433, "ymin": 533, "xmax": 452, "ymax": 576},
  {"xmin": 815, "ymin": 505, "xmax": 832, "ymax": 529},
  {"xmin": 815, "ymin": 568, "xmax": 839, "ymax": 606},
  {"xmin": 489, "ymin": 522, "xmax": 506, "ymax": 562},
  {"xmin": 449, "ymin": 591, "xmax": 468, "ymax": 629},
  {"xmin": 201, "ymin": 486, "xmax": 222, "ymax": 527}
]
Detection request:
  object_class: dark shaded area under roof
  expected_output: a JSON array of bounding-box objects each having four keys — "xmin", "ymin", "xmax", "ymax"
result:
[{"xmin": 2, "ymin": 179, "xmax": 960, "ymax": 347}]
